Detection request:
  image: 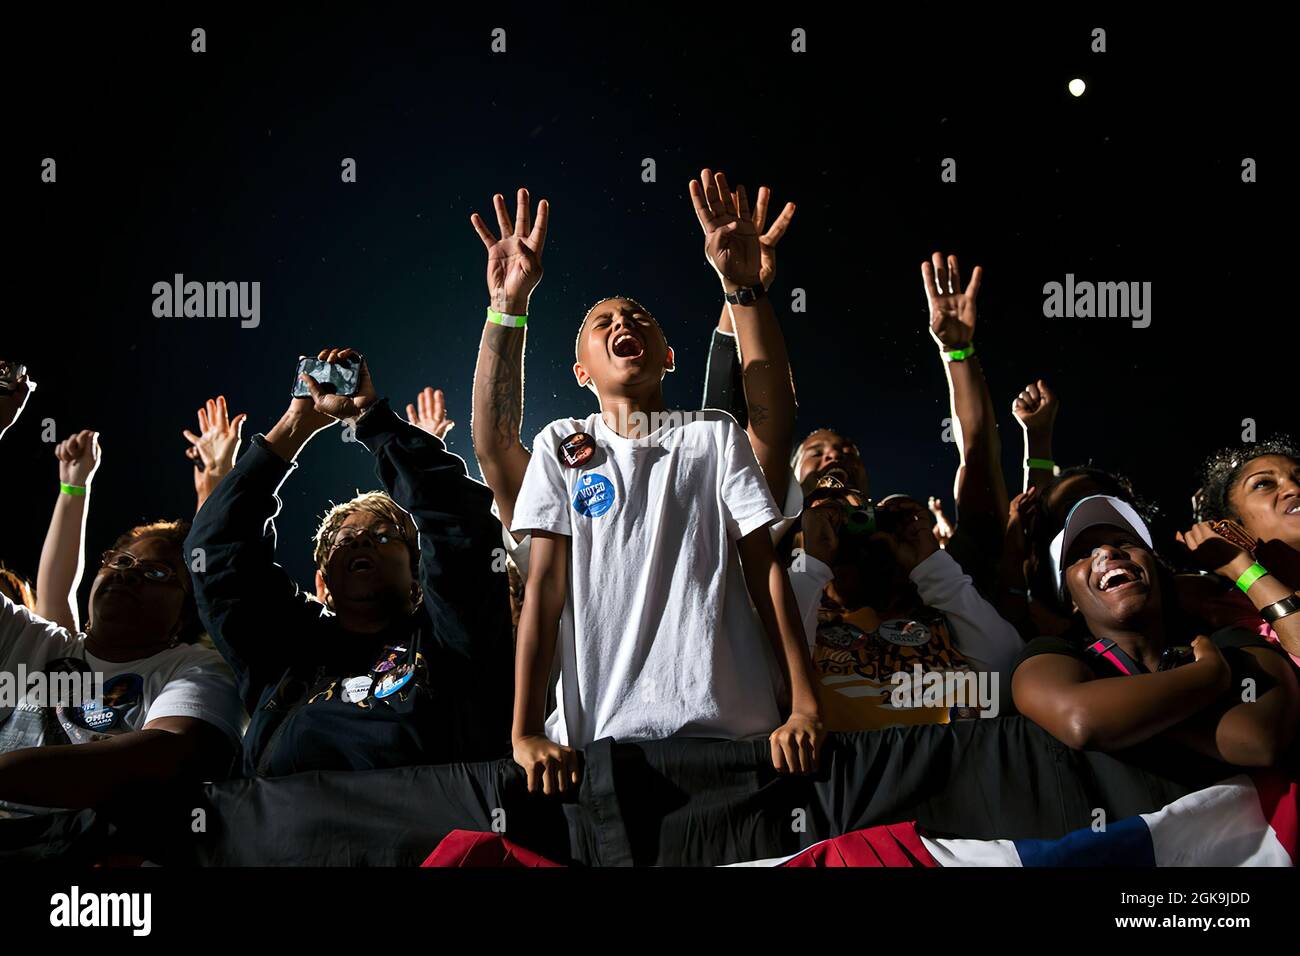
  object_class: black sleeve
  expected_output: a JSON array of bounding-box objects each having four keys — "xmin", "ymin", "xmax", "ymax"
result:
[
  {"xmin": 354, "ymin": 401, "xmax": 513, "ymax": 678},
  {"xmin": 1209, "ymin": 626, "xmax": 1284, "ymax": 655},
  {"xmin": 184, "ymin": 437, "xmax": 325, "ymax": 710},
  {"xmin": 943, "ymin": 520, "xmax": 1002, "ymax": 601},
  {"xmin": 1209, "ymin": 625, "xmax": 1292, "ymax": 682},
  {"xmin": 701, "ymin": 329, "xmax": 747, "ymax": 427}
]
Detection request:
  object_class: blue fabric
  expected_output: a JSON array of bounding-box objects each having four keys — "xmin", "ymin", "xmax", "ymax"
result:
[{"xmin": 1014, "ymin": 813, "xmax": 1155, "ymax": 866}]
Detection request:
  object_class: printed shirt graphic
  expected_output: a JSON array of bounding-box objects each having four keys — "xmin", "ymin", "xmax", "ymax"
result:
[
  {"xmin": 0, "ymin": 593, "xmax": 245, "ymax": 817},
  {"xmin": 301, "ymin": 640, "xmax": 429, "ymax": 710},
  {"xmin": 511, "ymin": 410, "xmax": 784, "ymax": 747},
  {"xmin": 812, "ymin": 603, "xmax": 976, "ymax": 730}
]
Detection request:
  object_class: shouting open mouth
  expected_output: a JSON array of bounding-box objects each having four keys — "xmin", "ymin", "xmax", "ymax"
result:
[{"xmin": 611, "ymin": 330, "xmax": 645, "ymax": 360}]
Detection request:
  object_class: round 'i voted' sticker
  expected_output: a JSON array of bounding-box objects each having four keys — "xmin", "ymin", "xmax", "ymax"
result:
[
  {"xmin": 572, "ymin": 472, "xmax": 616, "ymax": 518},
  {"xmin": 558, "ymin": 432, "xmax": 595, "ymax": 468}
]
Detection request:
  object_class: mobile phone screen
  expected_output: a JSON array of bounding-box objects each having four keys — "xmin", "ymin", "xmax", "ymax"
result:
[{"xmin": 292, "ymin": 358, "xmax": 359, "ymax": 398}]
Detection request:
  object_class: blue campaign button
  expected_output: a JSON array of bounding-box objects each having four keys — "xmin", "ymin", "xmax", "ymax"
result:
[{"xmin": 572, "ymin": 472, "xmax": 616, "ymax": 518}]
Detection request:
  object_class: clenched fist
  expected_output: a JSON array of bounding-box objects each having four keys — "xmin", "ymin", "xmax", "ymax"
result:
[{"xmin": 55, "ymin": 429, "xmax": 101, "ymax": 489}]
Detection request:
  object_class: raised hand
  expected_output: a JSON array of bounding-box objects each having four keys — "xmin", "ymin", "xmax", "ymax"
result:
[
  {"xmin": 299, "ymin": 348, "xmax": 379, "ymax": 427},
  {"xmin": 0, "ymin": 361, "xmax": 36, "ymax": 438},
  {"xmin": 883, "ymin": 500, "xmax": 940, "ymax": 572},
  {"xmin": 405, "ymin": 387, "xmax": 455, "ymax": 441},
  {"xmin": 799, "ymin": 499, "xmax": 846, "ymax": 567},
  {"xmin": 183, "ymin": 396, "xmax": 247, "ymax": 493},
  {"xmin": 470, "ymin": 187, "xmax": 549, "ymax": 315},
  {"xmin": 1177, "ymin": 520, "xmax": 1257, "ymax": 578},
  {"xmin": 751, "ymin": 186, "xmax": 796, "ymax": 291},
  {"xmin": 54, "ymin": 429, "xmax": 102, "ymax": 489},
  {"xmin": 689, "ymin": 168, "xmax": 762, "ymax": 290},
  {"xmin": 928, "ymin": 496, "xmax": 956, "ymax": 547},
  {"xmin": 1012, "ymin": 379, "xmax": 1058, "ymax": 435},
  {"xmin": 1004, "ymin": 487, "xmax": 1040, "ymax": 569},
  {"xmin": 921, "ymin": 251, "xmax": 982, "ymax": 351}
]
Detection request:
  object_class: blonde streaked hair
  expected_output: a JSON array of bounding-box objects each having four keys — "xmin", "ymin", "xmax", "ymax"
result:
[{"xmin": 312, "ymin": 491, "xmax": 419, "ymax": 573}]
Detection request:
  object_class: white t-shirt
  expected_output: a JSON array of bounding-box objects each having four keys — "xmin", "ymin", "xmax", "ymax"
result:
[
  {"xmin": 789, "ymin": 549, "xmax": 1023, "ymax": 683},
  {"xmin": 501, "ymin": 463, "xmax": 803, "ymax": 577},
  {"xmin": 511, "ymin": 409, "xmax": 784, "ymax": 747},
  {"xmin": 0, "ymin": 593, "xmax": 246, "ymax": 814}
]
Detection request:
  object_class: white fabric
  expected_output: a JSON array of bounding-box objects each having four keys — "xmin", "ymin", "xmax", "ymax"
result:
[
  {"xmin": 921, "ymin": 836, "xmax": 1022, "ymax": 867},
  {"xmin": 788, "ymin": 549, "xmax": 1022, "ymax": 686},
  {"xmin": 511, "ymin": 410, "xmax": 784, "ymax": 747},
  {"xmin": 769, "ymin": 466, "xmax": 803, "ymax": 543},
  {"xmin": 0, "ymin": 592, "xmax": 246, "ymax": 753},
  {"xmin": 788, "ymin": 554, "xmax": 836, "ymax": 651},
  {"xmin": 907, "ymin": 550, "xmax": 1023, "ymax": 689},
  {"xmin": 505, "ymin": 463, "xmax": 799, "ymax": 580},
  {"xmin": 923, "ymin": 775, "xmax": 1293, "ymax": 867},
  {"xmin": 1140, "ymin": 775, "xmax": 1292, "ymax": 867}
]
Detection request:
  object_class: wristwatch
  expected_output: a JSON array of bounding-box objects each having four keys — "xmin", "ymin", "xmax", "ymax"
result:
[
  {"xmin": 724, "ymin": 284, "xmax": 766, "ymax": 306},
  {"xmin": 1260, "ymin": 594, "xmax": 1300, "ymax": 625}
]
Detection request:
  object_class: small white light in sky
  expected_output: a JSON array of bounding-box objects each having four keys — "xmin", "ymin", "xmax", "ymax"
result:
[{"xmin": 1068, "ymin": 78, "xmax": 1086, "ymax": 97}]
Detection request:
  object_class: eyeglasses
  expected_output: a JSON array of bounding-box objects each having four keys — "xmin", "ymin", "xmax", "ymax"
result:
[
  {"xmin": 100, "ymin": 549, "xmax": 181, "ymax": 583},
  {"xmin": 328, "ymin": 524, "xmax": 407, "ymax": 554}
]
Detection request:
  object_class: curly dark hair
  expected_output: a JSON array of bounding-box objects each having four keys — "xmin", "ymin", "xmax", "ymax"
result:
[
  {"xmin": 1196, "ymin": 435, "xmax": 1299, "ymax": 523},
  {"xmin": 1053, "ymin": 465, "xmax": 1156, "ymax": 524}
]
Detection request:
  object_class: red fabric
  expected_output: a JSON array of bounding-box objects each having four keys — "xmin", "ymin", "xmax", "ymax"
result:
[
  {"xmin": 1251, "ymin": 770, "xmax": 1298, "ymax": 865},
  {"xmin": 421, "ymin": 830, "xmax": 564, "ymax": 867},
  {"xmin": 780, "ymin": 822, "xmax": 938, "ymax": 867}
]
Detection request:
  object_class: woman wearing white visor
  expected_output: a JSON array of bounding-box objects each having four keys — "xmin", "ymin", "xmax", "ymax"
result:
[{"xmin": 1011, "ymin": 495, "xmax": 1298, "ymax": 767}]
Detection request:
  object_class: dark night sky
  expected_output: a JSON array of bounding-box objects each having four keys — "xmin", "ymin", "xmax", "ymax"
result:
[{"xmin": 6, "ymin": 7, "xmax": 1283, "ymax": 598}]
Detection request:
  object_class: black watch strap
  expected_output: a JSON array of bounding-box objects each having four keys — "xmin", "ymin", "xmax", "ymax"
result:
[{"xmin": 724, "ymin": 284, "xmax": 766, "ymax": 306}]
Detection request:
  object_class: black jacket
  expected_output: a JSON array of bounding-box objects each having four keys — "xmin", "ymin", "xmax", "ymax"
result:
[{"xmin": 185, "ymin": 400, "xmax": 513, "ymax": 777}]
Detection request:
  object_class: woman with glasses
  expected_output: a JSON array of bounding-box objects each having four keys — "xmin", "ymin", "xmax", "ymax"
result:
[
  {"xmin": 0, "ymin": 520, "xmax": 245, "ymax": 817},
  {"xmin": 184, "ymin": 348, "xmax": 514, "ymax": 778}
]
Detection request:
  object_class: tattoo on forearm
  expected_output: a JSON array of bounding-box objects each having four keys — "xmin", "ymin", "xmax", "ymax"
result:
[
  {"xmin": 749, "ymin": 403, "xmax": 770, "ymax": 427},
  {"xmin": 482, "ymin": 326, "xmax": 524, "ymax": 444}
]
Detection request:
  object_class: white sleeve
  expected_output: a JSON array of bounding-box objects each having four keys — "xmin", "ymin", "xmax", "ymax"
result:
[
  {"xmin": 787, "ymin": 553, "xmax": 835, "ymax": 651},
  {"xmin": 511, "ymin": 426, "xmax": 574, "ymax": 538},
  {"xmin": 491, "ymin": 502, "xmax": 532, "ymax": 578},
  {"xmin": 768, "ymin": 467, "xmax": 803, "ymax": 544},
  {"xmin": 908, "ymin": 550, "xmax": 1023, "ymax": 682},
  {"xmin": 0, "ymin": 592, "xmax": 75, "ymax": 668},
  {"xmin": 501, "ymin": 523, "xmax": 532, "ymax": 579},
  {"xmin": 718, "ymin": 422, "xmax": 783, "ymax": 540},
  {"xmin": 144, "ymin": 651, "xmax": 247, "ymax": 747}
]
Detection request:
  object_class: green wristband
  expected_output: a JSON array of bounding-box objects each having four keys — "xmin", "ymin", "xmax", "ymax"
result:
[
  {"xmin": 60, "ymin": 482, "xmax": 86, "ymax": 496},
  {"xmin": 486, "ymin": 308, "xmax": 527, "ymax": 328},
  {"xmin": 1025, "ymin": 457, "xmax": 1056, "ymax": 471},
  {"xmin": 941, "ymin": 344, "xmax": 975, "ymax": 363},
  {"xmin": 1235, "ymin": 562, "xmax": 1269, "ymax": 594}
]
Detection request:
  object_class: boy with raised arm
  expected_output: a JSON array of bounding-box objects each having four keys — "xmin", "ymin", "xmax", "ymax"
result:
[{"xmin": 505, "ymin": 173, "xmax": 821, "ymax": 794}]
